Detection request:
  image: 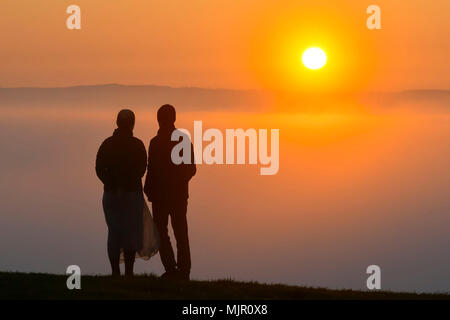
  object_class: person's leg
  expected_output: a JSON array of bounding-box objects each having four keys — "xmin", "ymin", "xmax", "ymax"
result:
[
  {"xmin": 170, "ymin": 200, "xmax": 191, "ymax": 280},
  {"xmin": 103, "ymin": 192, "xmax": 121, "ymax": 276},
  {"xmin": 107, "ymin": 229, "xmax": 121, "ymax": 276},
  {"xmin": 152, "ymin": 201, "xmax": 177, "ymax": 274},
  {"xmin": 121, "ymin": 192, "xmax": 143, "ymax": 278},
  {"xmin": 124, "ymin": 250, "xmax": 136, "ymax": 277}
]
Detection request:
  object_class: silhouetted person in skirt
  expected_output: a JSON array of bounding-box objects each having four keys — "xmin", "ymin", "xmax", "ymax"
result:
[{"xmin": 96, "ymin": 109, "xmax": 147, "ymax": 277}]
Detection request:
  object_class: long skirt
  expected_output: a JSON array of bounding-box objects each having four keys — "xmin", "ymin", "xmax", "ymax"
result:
[
  {"xmin": 102, "ymin": 190, "xmax": 159, "ymax": 261},
  {"xmin": 102, "ymin": 191, "xmax": 144, "ymax": 253}
]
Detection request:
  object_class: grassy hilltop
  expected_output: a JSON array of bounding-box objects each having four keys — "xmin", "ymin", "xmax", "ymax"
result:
[{"xmin": 0, "ymin": 272, "xmax": 448, "ymax": 300}]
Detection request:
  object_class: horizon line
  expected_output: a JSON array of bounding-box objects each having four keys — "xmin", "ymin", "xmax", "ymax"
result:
[{"xmin": 0, "ymin": 83, "xmax": 449, "ymax": 94}]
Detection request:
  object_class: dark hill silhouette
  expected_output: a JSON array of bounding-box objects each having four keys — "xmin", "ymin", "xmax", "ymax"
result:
[
  {"xmin": 0, "ymin": 84, "xmax": 273, "ymax": 111},
  {"xmin": 358, "ymin": 90, "xmax": 450, "ymax": 110},
  {"xmin": 0, "ymin": 84, "xmax": 448, "ymax": 112}
]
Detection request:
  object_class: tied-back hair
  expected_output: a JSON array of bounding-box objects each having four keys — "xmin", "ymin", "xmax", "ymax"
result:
[{"xmin": 117, "ymin": 109, "xmax": 135, "ymax": 130}]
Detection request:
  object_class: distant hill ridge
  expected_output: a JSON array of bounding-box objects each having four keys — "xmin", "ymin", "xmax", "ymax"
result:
[
  {"xmin": 0, "ymin": 84, "xmax": 271, "ymax": 110},
  {"xmin": 0, "ymin": 84, "xmax": 448, "ymax": 110}
]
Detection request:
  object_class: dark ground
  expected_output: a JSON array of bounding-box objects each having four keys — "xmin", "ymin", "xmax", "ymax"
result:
[{"xmin": 0, "ymin": 272, "xmax": 448, "ymax": 300}]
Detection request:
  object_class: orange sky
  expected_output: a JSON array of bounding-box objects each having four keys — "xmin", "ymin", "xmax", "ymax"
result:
[{"xmin": 0, "ymin": 0, "xmax": 449, "ymax": 91}]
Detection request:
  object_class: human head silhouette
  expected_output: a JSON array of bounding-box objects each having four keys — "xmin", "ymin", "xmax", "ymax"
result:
[
  {"xmin": 116, "ymin": 109, "xmax": 135, "ymax": 131},
  {"xmin": 157, "ymin": 104, "xmax": 176, "ymax": 128}
]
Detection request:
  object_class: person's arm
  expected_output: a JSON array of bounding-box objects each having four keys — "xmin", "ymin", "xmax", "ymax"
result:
[
  {"xmin": 136, "ymin": 140, "xmax": 147, "ymax": 179},
  {"xmin": 186, "ymin": 142, "xmax": 197, "ymax": 181},
  {"xmin": 95, "ymin": 140, "xmax": 109, "ymax": 185},
  {"xmin": 143, "ymin": 140, "xmax": 153, "ymax": 200}
]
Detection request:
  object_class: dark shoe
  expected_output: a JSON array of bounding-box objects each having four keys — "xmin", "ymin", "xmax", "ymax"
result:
[
  {"xmin": 160, "ymin": 270, "xmax": 178, "ymax": 280},
  {"xmin": 124, "ymin": 263, "xmax": 134, "ymax": 278},
  {"xmin": 111, "ymin": 271, "xmax": 121, "ymax": 278},
  {"xmin": 177, "ymin": 271, "xmax": 190, "ymax": 281}
]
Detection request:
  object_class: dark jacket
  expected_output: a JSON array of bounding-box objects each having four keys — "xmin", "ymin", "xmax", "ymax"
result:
[
  {"xmin": 144, "ymin": 127, "xmax": 196, "ymax": 202},
  {"xmin": 96, "ymin": 128, "xmax": 147, "ymax": 192}
]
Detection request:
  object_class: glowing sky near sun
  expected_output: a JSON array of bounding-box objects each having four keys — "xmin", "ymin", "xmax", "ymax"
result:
[{"xmin": 0, "ymin": 0, "xmax": 448, "ymax": 91}]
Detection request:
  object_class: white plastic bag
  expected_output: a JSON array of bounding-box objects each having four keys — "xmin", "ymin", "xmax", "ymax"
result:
[
  {"xmin": 138, "ymin": 201, "xmax": 160, "ymax": 260},
  {"xmin": 120, "ymin": 200, "xmax": 159, "ymax": 262}
]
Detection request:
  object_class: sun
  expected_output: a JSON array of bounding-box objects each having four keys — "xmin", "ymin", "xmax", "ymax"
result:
[{"xmin": 302, "ymin": 47, "xmax": 327, "ymax": 70}]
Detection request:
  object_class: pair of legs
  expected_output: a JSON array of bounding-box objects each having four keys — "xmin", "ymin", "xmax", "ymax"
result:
[
  {"xmin": 103, "ymin": 191, "xmax": 144, "ymax": 277},
  {"xmin": 107, "ymin": 230, "xmax": 136, "ymax": 277},
  {"xmin": 152, "ymin": 199, "xmax": 191, "ymax": 279}
]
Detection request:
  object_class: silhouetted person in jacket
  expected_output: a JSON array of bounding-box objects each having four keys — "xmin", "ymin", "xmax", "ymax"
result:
[
  {"xmin": 96, "ymin": 109, "xmax": 147, "ymax": 277},
  {"xmin": 144, "ymin": 104, "xmax": 196, "ymax": 280}
]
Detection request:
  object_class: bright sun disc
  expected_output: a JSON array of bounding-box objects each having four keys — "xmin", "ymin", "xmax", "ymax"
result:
[{"xmin": 302, "ymin": 47, "xmax": 327, "ymax": 70}]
